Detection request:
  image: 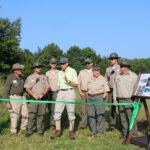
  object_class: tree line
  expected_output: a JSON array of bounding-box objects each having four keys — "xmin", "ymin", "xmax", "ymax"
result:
[{"xmin": 0, "ymin": 17, "xmax": 150, "ymax": 80}]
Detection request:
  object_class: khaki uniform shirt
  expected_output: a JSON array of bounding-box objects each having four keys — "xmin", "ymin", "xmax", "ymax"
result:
[
  {"xmin": 105, "ymin": 65, "xmax": 120, "ymax": 88},
  {"xmin": 3, "ymin": 74, "xmax": 24, "ymax": 98},
  {"xmin": 24, "ymin": 74, "xmax": 50, "ymax": 95},
  {"xmin": 87, "ymin": 75, "xmax": 110, "ymax": 95},
  {"xmin": 45, "ymin": 69, "xmax": 59, "ymax": 92},
  {"xmin": 78, "ymin": 69, "xmax": 93, "ymax": 91},
  {"xmin": 113, "ymin": 71, "xmax": 138, "ymax": 100}
]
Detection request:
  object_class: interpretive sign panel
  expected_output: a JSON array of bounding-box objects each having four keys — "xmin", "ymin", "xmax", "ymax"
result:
[{"xmin": 133, "ymin": 72, "xmax": 150, "ymax": 98}]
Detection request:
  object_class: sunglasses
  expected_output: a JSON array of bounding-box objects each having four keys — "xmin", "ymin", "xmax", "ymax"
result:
[
  {"xmin": 36, "ymin": 67, "xmax": 42, "ymax": 69},
  {"xmin": 120, "ymin": 65, "xmax": 130, "ymax": 68},
  {"xmin": 60, "ymin": 63, "xmax": 66, "ymax": 65},
  {"xmin": 110, "ymin": 58, "xmax": 116, "ymax": 60},
  {"xmin": 85, "ymin": 62, "xmax": 91, "ymax": 65}
]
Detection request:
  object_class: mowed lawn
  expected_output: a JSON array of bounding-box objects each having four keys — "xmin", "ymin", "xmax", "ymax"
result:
[{"xmin": 0, "ymin": 90, "xmax": 148, "ymax": 150}]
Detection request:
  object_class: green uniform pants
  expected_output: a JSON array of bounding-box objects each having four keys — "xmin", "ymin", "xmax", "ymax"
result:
[
  {"xmin": 27, "ymin": 102, "xmax": 46, "ymax": 134},
  {"xmin": 118, "ymin": 99, "xmax": 137, "ymax": 136},
  {"xmin": 48, "ymin": 91, "xmax": 57, "ymax": 128},
  {"xmin": 108, "ymin": 89, "xmax": 116, "ymax": 129},
  {"xmin": 87, "ymin": 95, "xmax": 105, "ymax": 134}
]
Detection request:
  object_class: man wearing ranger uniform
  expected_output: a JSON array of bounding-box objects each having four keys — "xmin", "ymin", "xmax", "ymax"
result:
[
  {"xmin": 46, "ymin": 58, "xmax": 59, "ymax": 132},
  {"xmin": 3, "ymin": 63, "xmax": 28, "ymax": 135},
  {"xmin": 24, "ymin": 62, "xmax": 50, "ymax": 137},
  {"xmin": 105, "ymin": 52, "xmax": 120, "ymax": 131},
  {"xmin": 113, "ymin": 58, "xmax": 138, "ymax": 139},
  {"xmin": 78, "ymin": 58, "xmax": 93, "ymax": 129}
]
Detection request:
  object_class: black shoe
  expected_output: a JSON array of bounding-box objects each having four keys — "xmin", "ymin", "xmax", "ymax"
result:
[
  {"xmin": 25, "ymin": 133, "xmax": 33, "ymax": 138},
  {"xmin": 38, "ymin": 133, "xmax": 44, "ymax": 137},
  {"xmin": 119, "ymin": 135, "xmax": 126, "ymax": 139},
  {"xmin": 106, "ymin": 127, "xmax": 114, "ymax": 132}
]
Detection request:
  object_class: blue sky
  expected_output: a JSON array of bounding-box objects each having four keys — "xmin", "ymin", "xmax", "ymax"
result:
[{"xmin": 0, "ymin": 0, "xmax": 150, "ymax": 58}]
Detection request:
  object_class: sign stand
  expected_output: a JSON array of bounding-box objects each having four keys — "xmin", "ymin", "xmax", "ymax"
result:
[
  {"xmin": 124, "ymin": 72, "xmax": 150, "ymax": 149},
  {"xmin": 124, "ymin": 98, "xmax": 150, "ymax": 149}
]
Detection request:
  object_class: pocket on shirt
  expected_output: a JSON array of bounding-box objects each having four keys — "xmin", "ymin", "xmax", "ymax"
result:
[{"xmin": 12, "ymin": 82, "xmax": 19, "ymax": 87}]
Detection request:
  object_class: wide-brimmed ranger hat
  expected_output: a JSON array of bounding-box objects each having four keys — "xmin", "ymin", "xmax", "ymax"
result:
[
  {"xmin": 85, "ymin": 58, "xmax": 92, "ymax": 64},
  {"xmin": 12, "ymin": 63, "xmax": 24, "ymax": 71},
  {"xmin": 32, "ymin": 62, "xmax": 43, "ymax": 69},
  {"xmin": 50, "ymin": 58, "xmax": 57, "ymax": 64},
  {"xmin": 108, "ymin": 52, "xmax": 120, "ymax": 59},
  {"xmin": 120, "ymin": 58, "xmax": 131, "ymax": 67}
]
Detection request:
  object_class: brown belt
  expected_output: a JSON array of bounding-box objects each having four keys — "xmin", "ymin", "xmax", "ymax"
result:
[
  {"xmin": 52, "ymin": 91, "xmax": 58, "ymax": 93},
  {"xmin": 82, "ymin": 90, "xmax": 87, "ymax": 92},
  {"xmin": 88, "ymin": 93, "xmax": 102, "ymax": 97},
  {"xmin": 119, "ymin": 98, "xmax": 131, "ymax": 100}
]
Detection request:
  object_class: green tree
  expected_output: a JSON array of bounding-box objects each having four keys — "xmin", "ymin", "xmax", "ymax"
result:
[
  {"xmin": 99, "ymin": 56, "xmax": 110, "ymax": 75},
  {"xmin": 21, "ymin": 49, "xmax": 34, "ymax": 78},
  {"xmin": 37, "ymin": 43, "xmax": 63, "ymax": 73},
  {"xmin": 0, "ymin": 18, "xmax": 22, "ymax": 76},
  {"xmin": 131, "ymin": 58, "xmax": 150, "ymax": 74},
  {"xmin": 64, "ymin": 46, "xmax": 84, "ymax": 73}
]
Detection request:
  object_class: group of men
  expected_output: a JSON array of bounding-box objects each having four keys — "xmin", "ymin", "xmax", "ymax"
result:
[{"xmin": 3, "ymin": 52, "xmax": 138, "ymax": 140}]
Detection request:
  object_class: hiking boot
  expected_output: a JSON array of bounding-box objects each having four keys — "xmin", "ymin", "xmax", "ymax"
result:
[
  {"xmin": 38, "ymin": 133, "xmax": 44, "ymax": 137},
  {"xmin": 88, "ymin": 133, "xmax": 96, "ymax": 137},
  {"xmin": 106, "ymin": 127, "xmax": 114, "ymax": 132},
  {"xmin": 25, "ymin": 133, "xmax": 33, "ymax": 138},
  {"xmin": 69, "ymin": 131, "xmax": 75, "ymax": 140},
  {"xmin": 79, "ymin": 125, "xmax": 86, "ymax": 129},
  {"xmin": 119, "ymin": 135, "xmax": 126, "ymax": 139},
  {"xmin": 50, "ymin": 130, "xmax": 61, "ymax": 139}
]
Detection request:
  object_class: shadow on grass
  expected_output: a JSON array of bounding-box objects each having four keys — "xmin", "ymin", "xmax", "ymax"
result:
[
  {"xmin": 137, "ymin": 119, "xmax": 149, "ymax": 135},
  {"xmin": 104, "ymin": 110, "xmax": 122, "ymax": 132},
  {"xmin": 0, "ymin": 118, "xmax": 10, "ymax": 134}
]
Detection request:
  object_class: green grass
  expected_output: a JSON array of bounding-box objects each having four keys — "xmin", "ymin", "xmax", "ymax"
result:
[{"xmin": 0, "ymin": 89, "xmax": 148, "ymax": 150}]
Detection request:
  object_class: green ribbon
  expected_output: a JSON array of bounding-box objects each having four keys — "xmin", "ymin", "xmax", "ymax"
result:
[{"xmin": 0, "ymin": 98, "xmax": 142, "ymax": 131}]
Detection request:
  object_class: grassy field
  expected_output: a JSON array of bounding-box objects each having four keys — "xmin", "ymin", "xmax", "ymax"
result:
[{"xmin": 0, "ymin": 86, "xmax": 149, "ymax": 150}]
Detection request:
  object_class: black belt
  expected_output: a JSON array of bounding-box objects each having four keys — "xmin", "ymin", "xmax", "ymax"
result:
[
  {"xmin": 88, "ymin": 93, "xmax": 103, "ymax": 97},
  {"xmin": 60, "ymin": 88, "xmax": 73, "ymax": 91}
]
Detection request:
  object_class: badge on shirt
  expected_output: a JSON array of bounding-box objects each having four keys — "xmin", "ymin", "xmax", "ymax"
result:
[
  {"xmin": 31, "ymin": 79, "xmax": 35, "ymax": 82},
  {"xmin": 13, "ymin": 80, "xmax": 17, "ymax": 84}
]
